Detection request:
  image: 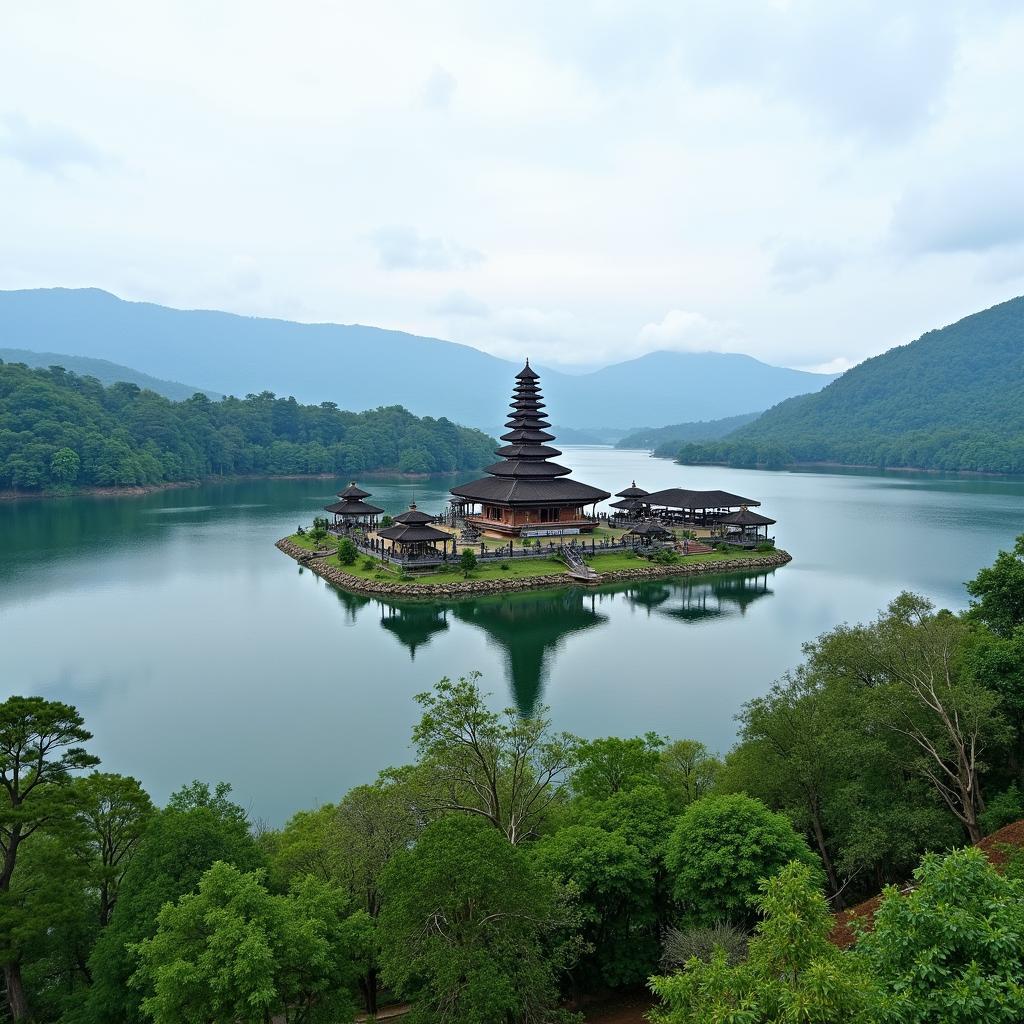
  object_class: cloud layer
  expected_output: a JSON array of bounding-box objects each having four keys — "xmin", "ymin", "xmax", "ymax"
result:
[{"xmin": 2, "ymin": 2, "xmax": 1024, "ymax": 371}]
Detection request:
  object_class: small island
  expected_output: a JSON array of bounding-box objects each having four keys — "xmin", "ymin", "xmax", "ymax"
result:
[{"xmin": 277, "ymin": 362, "xmax": 791, "ymax": 596}]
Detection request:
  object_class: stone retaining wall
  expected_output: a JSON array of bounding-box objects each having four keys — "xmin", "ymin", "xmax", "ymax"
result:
[{"xmin": 276, "ymin": 537, "xmax": 792, "ymax": 598}]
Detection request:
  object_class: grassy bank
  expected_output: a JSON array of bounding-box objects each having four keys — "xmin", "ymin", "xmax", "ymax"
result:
[{"xmin": 287, "ymin": 532, "xmax": 771, "ymax": 586}]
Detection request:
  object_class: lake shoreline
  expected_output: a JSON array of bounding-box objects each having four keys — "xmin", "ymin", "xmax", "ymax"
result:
[
  {"xmin": 276, "ymin": 536, "xmax": 793, "ymax": 598},
  {"xmin": 0, "ymin": 468, "xmax": 470, "ymax": 503},
  {"xmin": 652, "ymin": 456, "xmax": 1023, "ymax": 479}
]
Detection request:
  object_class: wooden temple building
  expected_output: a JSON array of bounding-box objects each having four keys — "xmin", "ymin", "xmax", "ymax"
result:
[
  {"xmin": 450, "ymin": 361, "xmax": 611, "ymax": 537},
  {"xmin": 377, "ymin": 503, "xmax": 454, "ymax": 559},
  {"xmin": 324, "ymin": 482, "xmax": 384, "ymax": 528}
]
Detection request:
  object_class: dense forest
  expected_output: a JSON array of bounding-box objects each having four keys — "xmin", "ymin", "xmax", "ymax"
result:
[
  {"xmin": 0, "ymin": 360, "xmax": 496, "ymax": 492},
  {"xmin": 5, "ymin": 535, "xmax": 1024, "ymax": 1023},
  {"xmin": 673, "ymin": 296, "xmax": 1024, "ymax": 473},
  {"xmin": 615, "ymin": 412, "xmax": 762, "ymax": 452}
]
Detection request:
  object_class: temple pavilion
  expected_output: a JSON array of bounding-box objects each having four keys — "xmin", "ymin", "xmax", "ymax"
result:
[
  {"xmin": 377, "ymin": 503, "xmax": 454, "ymax": 559},
  {"xmin": 608, "ymin": 481, "xmax": 650, "ymax": 521},
  {"xmin": 450, "ymin": 361, "xmax": 611, "ymax": 537},
  {"xmin": 324, "ymin": 482, "xmax": 384, "ymax": 528}
]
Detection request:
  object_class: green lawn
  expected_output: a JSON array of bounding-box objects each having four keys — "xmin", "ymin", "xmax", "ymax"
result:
[{"xmin": 285, "ymin": 532, "xmax": 772, "ymax": 586}]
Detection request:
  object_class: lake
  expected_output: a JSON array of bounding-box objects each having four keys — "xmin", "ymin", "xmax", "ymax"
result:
[{"xmin": 3, "ymin": 447, "xmax": 1023, "ymax": 825}]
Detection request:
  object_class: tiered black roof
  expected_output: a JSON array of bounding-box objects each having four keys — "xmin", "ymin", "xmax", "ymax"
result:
[
  {"xmin": 451, "ymin": 362, "xmax": 611, "ymax": 506},
  {"xmin": 378, "ymin": 503, "xmax": 451, "ymax": 544},
  {"xmin": 616, "ymin": 481, "xmax": 649, "ymax": 498},
  {"xmin": 324, "ymin": 480, "xmax": 384, "ymax": 517}
]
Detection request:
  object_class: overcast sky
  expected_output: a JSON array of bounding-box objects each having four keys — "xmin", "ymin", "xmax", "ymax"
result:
[{"xmin": 3, "ymin": 2, "xmax": 1023, "ymax": 372}]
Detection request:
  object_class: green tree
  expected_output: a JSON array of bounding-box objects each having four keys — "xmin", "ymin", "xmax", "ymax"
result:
[
  {"xmin": 656, "ymin": 739, "xmax": 721, "ymax": 812},
  {"xmin": 50, "ymin": 446, "xmax": 81, "ymax": 483},
  {"xmin": 811, "ymin": 593, "xmax": 1006, "ymax": 843},
  {"xmin": 966, "ymin": 532, "xmax": 1024, "ymax": 638},
  {"xmin": 83, "ymin": 782, "xmax": 262, "ymax": 1024},
  {"xmin": 337, "ymin": 537, "xmax": 358, "ymax": 565},
  {"xmin": 0, "ymin": 696, "xmax": 98, "ymax": 1021},
  {"xmin": 663, "ymin": 794, "xmax": 819, "ymax": 928},
  {"xmin": 131, "ymin": 861, "xmax": 367, "ymax": 1024},
  {"xmin": 266, "ymin": 778, "xmax": 419, "ymax": 1015},
  {"xmin": 859, "ymin": 846, "xmax": 1024, "ymax": 1023},
  {"xmin": 409, "ymin": 675, "xmax": 577, "ymax": 844},
  {"xmin": 75, "ymin": 772, "xmax": 155, "ymax": 927},
  {"xmin": 571, "ymin": 733, "xmax": 663, "ymax": 801},
  {"xmin": 459, "ymin": 548, "xmax": 478, "ymax": 578},
  {"xmin": 377, "ymin": 814, "xmax": 575, "ymax": 1024},
  {"xmin": 649, "ymin": 862, "xmax": 886, "ymax": 1024},
  {"xmin": 533, "ymin": 824, "xmax": 656, "ymax": 988}
]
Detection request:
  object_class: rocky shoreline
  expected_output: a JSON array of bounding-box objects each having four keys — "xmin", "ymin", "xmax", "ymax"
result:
[{"xmin": 276, "ymin": 537, "xmax": 792, "ymax": 598}]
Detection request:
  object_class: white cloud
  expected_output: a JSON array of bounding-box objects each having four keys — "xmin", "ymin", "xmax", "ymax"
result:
[
  {"xmin": 1, "ymin": 1, "xmax": 1024, "ymax": 372},
  {"xmin": 0, "ymin": 113, "xmax": 105, "ymax": 174},
  {"xmin": 421, "ymin": 66, "xmax": 457, "ymax": 109},
  {"xmin": 370, "ymin": 227, "xmax": 484, "ymax": 272},
  {"xmin": 636, "ymin": 310, "xmax": 731, "ymax": 354}
]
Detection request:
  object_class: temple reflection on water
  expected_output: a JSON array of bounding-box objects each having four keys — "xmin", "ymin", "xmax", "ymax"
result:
[{"xmin": 330, "ymin": 570, "xmax": 778, "ymax": 713}]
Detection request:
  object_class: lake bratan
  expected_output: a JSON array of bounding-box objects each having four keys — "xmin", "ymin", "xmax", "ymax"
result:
[{"xmin": 3, "ymin": 446, "xmax": 1024, "ymax": 824}]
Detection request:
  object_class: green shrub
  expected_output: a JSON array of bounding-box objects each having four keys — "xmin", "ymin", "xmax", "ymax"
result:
[
  {"xmin": 361, "ymin": 557, "xmax": 375, "ymax": 571},
  {"xmin": 500, "ymin": 562, "xmax": 510, "ymax": 570},
  {"xmin": 755, "ymin": 541, "xmax": 774, "ymax": 552},
  {"xmin": 459, "ymin": 549, "xmax": 478, "ymax": 578},
  {"xmin": 337, "ymin": 538, "xmax": 358, "ymax": 565},
  {"xmin": 664, "ymin": 794, "xmax": 820, "ymax": 928},
  {"xmin": 980, "ymin": 784, "xmax": 1024, "ymax": 835},
  {"xmin": 380, "ymin": 515, "xmax": 394, "ymax": 527}
]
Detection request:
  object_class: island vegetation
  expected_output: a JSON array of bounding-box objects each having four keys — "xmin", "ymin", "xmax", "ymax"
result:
[
  {"xmin": 0, "ymin": 361, "xmax": 495, "ymax": 494},
  {"xmin": 615, "ymin": 411, "xmax": 762, "ymax": 452},
  {"xmin": 5, "ymin": 534, "xmax": 1024, "ymax": 1023},
  {"xmin": 664, "ymin": 296, "xmax": 1024, "ymax": 474}
]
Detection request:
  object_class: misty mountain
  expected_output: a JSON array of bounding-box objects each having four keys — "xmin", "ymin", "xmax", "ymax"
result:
[
  {"xmin": 0, "ymin": 288, "xmax": 834, "ymax": 430},
  {"xmin": 615, "ymin": 411, "xmax": 763, "ymax": 451},
  {"xmin": 0, "ymin": 347, "xmax": 221, "ymax": 401}
]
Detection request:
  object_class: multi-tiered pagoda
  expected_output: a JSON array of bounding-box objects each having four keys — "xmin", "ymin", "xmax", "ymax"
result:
[{"xmin": 450, "ymin": 361, "xmax": 610, "ymax": 537}]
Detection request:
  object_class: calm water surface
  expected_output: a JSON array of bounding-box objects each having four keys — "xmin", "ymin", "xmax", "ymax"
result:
[{"xmin": 3, "ymin": 447, "xmax": 1023, "ymax": 824}]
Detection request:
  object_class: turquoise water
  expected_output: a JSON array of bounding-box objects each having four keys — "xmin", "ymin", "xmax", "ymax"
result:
[{"xmin": 3, "ymin": 448, "xmax": 1023, "ymax": 824}]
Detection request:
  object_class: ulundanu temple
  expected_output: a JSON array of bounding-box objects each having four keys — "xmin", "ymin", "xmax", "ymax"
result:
[{"xmin": 450, "ymin": 361, "xmax": 611, "ymax": 537}]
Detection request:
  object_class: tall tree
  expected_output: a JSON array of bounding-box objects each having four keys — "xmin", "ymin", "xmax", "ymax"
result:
[
  {"xmin": 656, "ymin": 739, "xmax": 721, "ymax": 813},
  {"xmin": 377, "ymin": 814, "xmax": 576, "ymax": 1024},
  {"xmin": 75, "ymin": 773, "xmax": 155, "ymax": 927},
  {"xmin": 0, "ymin": 696, "xmax": 98, "ymax": 1021},
  {"xmin": 82, "ymin": 781, "xmax": 262, "ymax": 1024},
  {"xmin": 409, "ymin": 675, "xmax": 577, "ymax": 844},
  {"xmin": 811, "ymin": 593, "xmax": 1006, "ymax": 843}
]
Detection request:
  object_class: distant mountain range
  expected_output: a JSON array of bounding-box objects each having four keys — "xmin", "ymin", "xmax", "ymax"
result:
[
  {"xmin": 0, "ymin": 347, "xmax": 221, "ymax": 401},
  {"xmin": 671, "ymin": 296, "xmax": 1024, "ymax": 474},
  {"xmin": 0, "ymin": 288, "xmax": 835, "ymax": 431},
  {"xmin": 615, "ymin": 412, "xmax": 763, "ymax": 451}
]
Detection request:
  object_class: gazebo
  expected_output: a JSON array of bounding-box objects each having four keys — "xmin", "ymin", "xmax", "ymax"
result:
[
  {"xmin": 608, "ymin": 481, "xmax": 650, "ymax": 522},
  {"xmin": 377, "ymin": 503, "xmax": 454, "ymax": 561},
  {"xmin": 716, "ymin": 506, "xmax": 776, "ymax": 545},
  {"xmin": 324, "ymin": 482, "xmax": 384, "ymax": 530},
  {"xmin": 627, "ymin": 521, "xmax": 673, "ymax": 545}
]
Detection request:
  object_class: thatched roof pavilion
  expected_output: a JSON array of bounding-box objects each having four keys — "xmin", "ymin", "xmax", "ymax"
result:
[
  {"xmin": 642, "ymin": 486, "xmax": 760, "ymax": 527},
  {"xmin": 717, "ymin": 506, "xmax": 776, "ymax": 542}
]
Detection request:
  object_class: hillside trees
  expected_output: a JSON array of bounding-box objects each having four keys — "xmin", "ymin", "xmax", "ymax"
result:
[{"xmin": 0, "ymin": 361, "xmax": 495, "ymax": 491}]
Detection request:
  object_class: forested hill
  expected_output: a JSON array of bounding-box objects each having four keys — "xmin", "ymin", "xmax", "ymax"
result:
[
  {"xmin": 0, "ymin": 347, "xmax": 221, "ymax": 401},
  {"xmin": 675, "ymin": 296, "xmax": 1024, "ymax": 474},
  {"xmin": 0, "ymin": 361, "xmax": 495, "ymax": 491},
  {"xmin": 616, "ymin": 411, "xmax": 762, "ymax": 452}
]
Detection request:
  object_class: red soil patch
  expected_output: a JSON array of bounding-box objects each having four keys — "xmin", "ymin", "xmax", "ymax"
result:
[{"xmin": 830, "ymin": 818, "xmax": 1024, "ymax": 949}]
